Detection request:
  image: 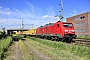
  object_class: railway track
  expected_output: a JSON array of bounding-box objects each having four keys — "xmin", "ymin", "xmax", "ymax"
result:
[{"xmin": 73, "ymin": 39, "xmax": 90, "ymax": 47}]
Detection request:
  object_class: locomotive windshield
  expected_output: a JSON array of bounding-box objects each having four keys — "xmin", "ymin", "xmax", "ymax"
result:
[{"xmin": 63, "ymin": 23, "xmax": 73, "ymax": 28}]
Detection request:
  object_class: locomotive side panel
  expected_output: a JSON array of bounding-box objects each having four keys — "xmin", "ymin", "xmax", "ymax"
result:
[
  {"xmin": 53, "ymin": 22, "xmax": 64, "ymax": 38},
  {"xmin": 46, "ymin": 25, "xmax": 54, "ymax": 35}
]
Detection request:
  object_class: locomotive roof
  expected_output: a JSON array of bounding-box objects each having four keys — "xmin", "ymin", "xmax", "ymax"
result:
[
  {"xmin": 56, "ymin": 21, "xmax": 72, "ymax": 24},
  {"xmin": 38, "ymin": 21, "xmax": 73, "ymax": 28},
  {"xmin": 44, "ymin": 23, "xmax": 54, "ymax": 26},
  {"xmin": 38, "ymin": 23, "xmax": 54, "ymax": 28}
]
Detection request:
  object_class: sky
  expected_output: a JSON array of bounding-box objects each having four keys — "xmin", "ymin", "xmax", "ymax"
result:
[{"xmin": 0, "ymin": 0, "xmax": 90, "ymax": 29}]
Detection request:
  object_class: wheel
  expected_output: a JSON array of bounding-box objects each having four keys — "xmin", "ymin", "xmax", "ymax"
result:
[
  {"xmin": 62, "ymin": 38, "xmax": 65, "ymax": 42},
  {"xmin": 67, "ymin": 38, "xmax": 72, "ymax": 43},
  {"xmin": 51, "ymin": 37, "xmax": 54, "ymax": 41}
]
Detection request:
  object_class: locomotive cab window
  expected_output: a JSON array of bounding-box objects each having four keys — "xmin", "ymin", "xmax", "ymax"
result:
[
  {"xmin": 63, "ymin": 23, "xmax": 73, "ymax": 28},
  {"xmin": 57, "ymin": 24, "xmax": 60, "ymax": 27}
]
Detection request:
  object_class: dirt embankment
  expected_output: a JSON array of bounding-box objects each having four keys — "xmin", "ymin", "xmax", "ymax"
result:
[
  {"xmin": 24, "ymin": 41, "xmax": 51, "ymax": 60},
  {"xmin": 4, "ymin": 40, "xmax": 51, "ymax": 60},
  {"xmin": 13, "ymin": 42, "xmax": 24, "ymax": 60},
  {"xmin": 4, "ymin": 42, "xmax": 24, "ymax": 60}
]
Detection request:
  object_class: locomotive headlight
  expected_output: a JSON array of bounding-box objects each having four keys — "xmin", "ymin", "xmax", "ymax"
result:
[
  {"xmin": 64, "ymin": 30, "xmax": 68, "ymax": 32},
  {"xmin": 71, "ymin": 30, "xmax": 75, "ymax": 32}
]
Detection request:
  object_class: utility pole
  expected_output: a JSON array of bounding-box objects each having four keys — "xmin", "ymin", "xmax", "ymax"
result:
[
  {"xmin": 32, "ymin": 24, "xmax": 33, "ymax": 29},
  {"xmin": 60, "ymin": 0, "xmax": 64, "ymax": 21},
  {"xmin": 55, "ymin": 0, "xmax": 64, "ymax": 22},
  {"xmin": 22, "ymin": 19, "xmax": 24, "ymax": 34}
]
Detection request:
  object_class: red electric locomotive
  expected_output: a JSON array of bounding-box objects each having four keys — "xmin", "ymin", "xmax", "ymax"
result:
[{"xmin": 36, "ymin": 21, "xmax": 77, "ymax": 42}]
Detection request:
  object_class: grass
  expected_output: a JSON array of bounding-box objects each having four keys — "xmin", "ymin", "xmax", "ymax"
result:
[
  {"xmin": 27, "ymin": 37, "xmax": 90, "ymax": 60},
  {"xmin": 70, "ymin": 45, "xmax": 90, "ymax": 59},
  {"xmin": 3, "ymin": 42, "xmax": 15, "ymax": 60},
  {"xmin": 77, "ymin": 35, "xmax": 90, "ymax": 40},
  {"xmin": 19, "ymin": 40, "xmax": 39, "ymax": 60},
  {"xmin": 12, "ymin": 34, "xmax": 24, "ymax": 39},
  {"xmin": 29, "ymin": 37, "xmax": 67, "ymax": 50},
  {"xmin": 26, "ymin": 38, "xmax": 84, "ymax": 60},
  {"xmin": 0, "ymin": 37, "xmax": 13, "ymax": 60}
]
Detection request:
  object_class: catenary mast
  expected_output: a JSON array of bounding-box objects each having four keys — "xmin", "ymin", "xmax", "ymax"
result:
[
  {"xmin": 61, "ymin": 0, "xmax": 64, "ymax": 21},
  {"xmin": 55, "ymin": 0, "xmax": 64, "ymax": 22}
]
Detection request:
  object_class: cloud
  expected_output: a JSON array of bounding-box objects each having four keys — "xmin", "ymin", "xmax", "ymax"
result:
[
  {"xmin": 0, "ymin": 6, "xmax": 2, "ymax": 9},
  {"xmin": 24, "ymin": 1, "xmax": 34, "ymax": 9},
  {"xmin": 46, "ymin": 7, "xmax": 55, "ymax": 15},
  {"xmin": 73, "ymin": 10, "xmax": 76, "ymax": 14},
  {"xmin": 4, "ymin": 8, "xmax": 10, "ymax": 11},
  {"xmin": 70, "ymin": 10, "xmax": 77, "ymax": 16},
  {"xmin": 0, "ymin": 6, "xmax": 12, "ymax": 15},
  {"xmin": 24, "ymin": 1, "xmax": 34, "ymax": 13},
  {"xmin": 43, "ymin": 15, "xmax": 49, "ymax": 18},
  {"xmin": 0, "ymin": 5, "xmax": 58, "ymax": 29},
  {"xmin": 42, "ymin": 15, "xmax": 58, "ymax": 20}
]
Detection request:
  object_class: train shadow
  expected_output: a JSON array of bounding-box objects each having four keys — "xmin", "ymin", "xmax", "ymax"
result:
[
  {"xmin": 12, "ymin": 35, "xmax": 26, "ymax": 42},
  {"xmin": 21, "ymin": 38, "xmax": 26, "ymax": 41},
  {"xmin": 12, "ymin": 36, "xmax": 19, "ymax": 42}
]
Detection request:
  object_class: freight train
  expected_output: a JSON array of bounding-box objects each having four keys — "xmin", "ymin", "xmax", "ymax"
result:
[
  {"xmin": 23, "ymin": 29, "xmax": 36, "ymax": 37},
  {"xmin": 23, "ymin": 21, "xmax": 77, "ymax": 42}
]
